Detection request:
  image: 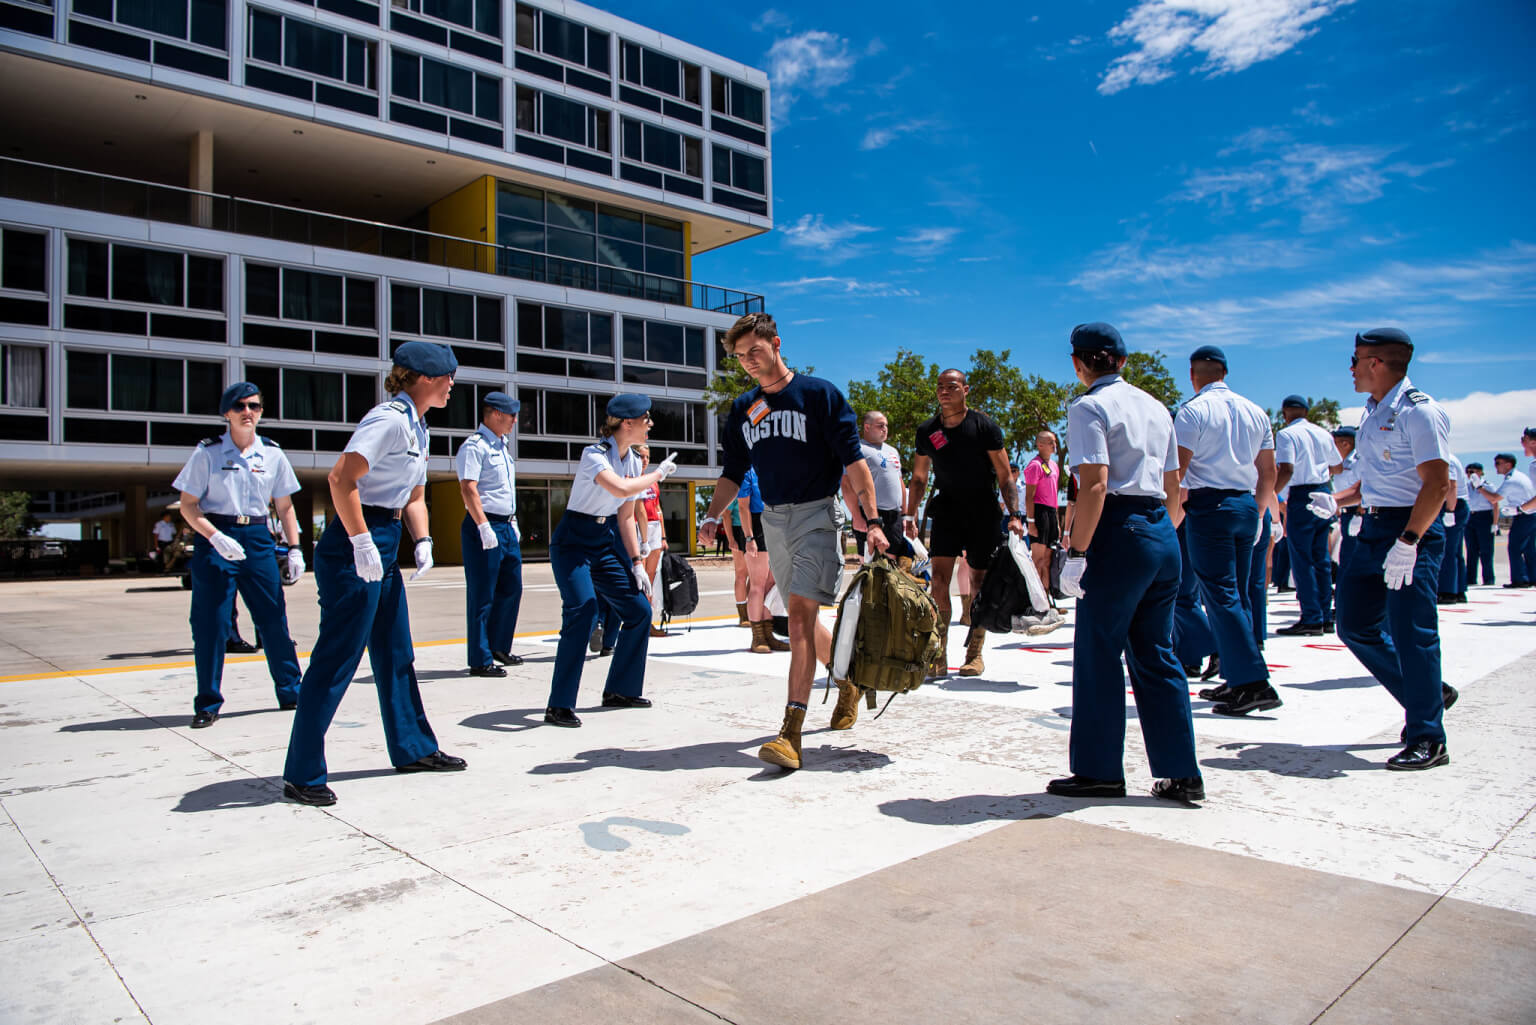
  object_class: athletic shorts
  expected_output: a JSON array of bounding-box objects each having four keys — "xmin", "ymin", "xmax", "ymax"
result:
[
  {"xmin": 1031, "ymin": 505, "xmax": 1061, "ymax": 549},
  {"xmin": 761, "ymin": 497, "xmax": 843, "ymax": 605},
  {"xmin": 852, "ymin": 507, "xmax": 913, "ymax": 559},
  {"xmin": 928, "ymin": 493, "xmax": 1003, "ymax": 570},
  {"xmin": 730, "ymin": 521, "xmax": 768, "ymax": 554},
  {"xmin": 645, "ymin": 520, "xmax": 663, "ymax": 551}
]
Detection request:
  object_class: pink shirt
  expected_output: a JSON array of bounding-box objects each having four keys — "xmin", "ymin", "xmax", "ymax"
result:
[{"xmin": 1022, "ymin": 457, "xmax": 1059, "ymax": 505}]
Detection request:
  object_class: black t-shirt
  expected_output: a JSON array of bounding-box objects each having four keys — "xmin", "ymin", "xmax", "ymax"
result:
[{"xmin": 915, "ymin": 409, "xmax": 1005, "ymax": 496}]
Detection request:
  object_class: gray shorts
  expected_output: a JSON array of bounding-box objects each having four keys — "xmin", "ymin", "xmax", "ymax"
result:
[{"xmin": 761, "ymin": 497, "xmax": 843, "ymax": 605}]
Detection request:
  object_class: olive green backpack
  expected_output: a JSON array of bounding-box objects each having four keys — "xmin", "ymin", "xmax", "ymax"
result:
[{"xmin": 827, "ymin": 554, "xmax": 945, "ymax": 715}]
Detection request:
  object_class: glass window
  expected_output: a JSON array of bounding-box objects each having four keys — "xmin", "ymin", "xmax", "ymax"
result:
[
  {"xmin": 547, "ymin": 227, "xmax": 594, "ymax": 262},
  {"xmin": 544, "ymin": 389, "xmax": 588, "ymax": 435},
  {"xmin": 67, "ymin": 350, "xmax": 108, "ymax": 409},
  {"xmin": 647, "ymin": 322, "xmax": 684, "ymax": 366},
  {"xmin": 731, "ymin": 81, "xmax": 764, "ymax": 125},
  {"xmin": 642, "ymin": 122, "xmax": 680, "ymax": 171},
  {"xmin": 546, "ymin": 193, "xmax": 595, "ymax": 233},
  {"xmin": 645, "ymin": 217, "xmax": 684, "ymax": 251},
  {"xmin": 517, "ymin": 302, "xmax": 542, "ymax": 346},
  {"xmin": 542, "ymin": 11, "xmax": 583, "ymax": 64},
  {"xmin": 498, "ymin": 182, "xmax": 543, "ymax": 222},
  {"xmin": 641, "ymin": 48, "xmax": 678, "ymax": 96},
  {"xmin": 1, "ymin": 229, "xmax": 46, "ymax": 293},
  {"xmin": 283, "ymin": 368, "xmax": 344, "ymax": 422},
  {"xmin": 421, "ymin": 58, "xmax": 472, "ymax": 115},
  {"xmin": 245, "ymin": 364, "xmax": 281, "ymax": 412},
  {"xmin": 422, "ymin": 288, "xmax": 475, "ymax": 339},
  {"xmin": 187, "ymin": 256, "xmax": 223, "ymax": 311},
  {"xmin": 346, "ymin": 278, "xmax": 376, "ymax": 329},
  {"xmin": 118, "ymin": 0, "xmax": 187, "ymax": 40},
  {"xmin": 187, "ymin": 361, "xmax": 222, "ymax": 414},
  {"xmin": 545, "ymin": 307, "xmax": 584, "ymax": 353},
  {"xmin": 476, "ymin": 296, "xmax": 500, "ymax": 344},
  {"xmin": 391, "ymin": 283, "xmax": 420, "ymax": 334},
  {"xmin": 598, "ymin": 206, "xmax": 643, "ymax": 243},
  {"xmin": 514, "ymin": 3, "xmax": 534, "ymax": 48},
  {"xmin": 589, "ymin": 313, "xmax": 612, "ymax": 357},
  {"xmin": 112, "ymin": 246, "xmax": 184, "ymax": 306},
  {"xmin": 392, "ymin": 50, "xmax": 419, "ymax": 100},
  {"xmin": 189, "ymin": 0, "xmax": 225, "ymax": 49},
  {"xmin": 249, "ymin": 9, "xmax": 280, "ymax": 63},
  {"xmin": 285, "ymin": 19, "xmax": 343, "ymax": 79},
  {"xmin": 67, "ymin": 240, "xmax": 108, "ymax": 298},
  {"xmin": 246, "ymin": 264, "xmax": 279, "ymax": 318},
  {"xmin": 622, "ymin": 318, "xmax": 644, "ymax": 361},
  {"xmin": 346, "ymin": 373, "xmax": 375, "ymax": 421},
  {"xmin": 0, "ymin": 345, "xmax": 46, "ymax": 408},
  {"xmin": 111, "ymin": 354, "xmax": 183, "ymax": 413}
]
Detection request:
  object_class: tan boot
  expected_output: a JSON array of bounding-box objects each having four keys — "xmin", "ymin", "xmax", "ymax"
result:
[
  {"xmin": 736, "ymin": 602, "xmax": 750, "ymax": 627},
  {"xmin": 759, "ymin": 705, "xmax": 805, "ymax": 769},
  {"xmin": 959, "ymin": 628, "xmax": 986, "ymax": 677},
  {"xmin": 927, "ymin": 642, "xmax": 950, "ymax": 679},
  {"xmin": 750, "ymin": 620, "xmax": 771, "ymax": 654},
  {"xmin": 959, "ymin": 594, "xmax": 973, "ymax": 626},
  {"xmin": 756, "ymin": 621, "xmax": 789, "ymax": 652},
  {"xmin": 830, "ymin": 678, "xmax": 860, "ymax": 730}
]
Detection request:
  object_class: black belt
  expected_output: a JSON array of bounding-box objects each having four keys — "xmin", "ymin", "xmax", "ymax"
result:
[
  {"xmin": 1105, "ymin": 494, "xmax": 1162, "ymax": 509},
  {"xmin": 1289, "ymin": 482, "xmax": 1330, "ymax": 492},
  {"xmin": 206, "ymin": 514, "xmax": 258, "ymax": 527},
  {"xmin": 1189, "ymin": 487, "xmax": 1248, "ymax": 497},
  {"xmin": 566, "ymin": 510, "xmax": 611, "ymax": 525},
  {"xmin": 362, "ymin": 504, "xmax": 403, "ymax": 521},
  {"xmin": 484, "ymin": 512, "xmax": 513, "ymax": 523},
  {"xmin": 1361, "ymin": 505, "xmax": 1414, "ymax": 516}
]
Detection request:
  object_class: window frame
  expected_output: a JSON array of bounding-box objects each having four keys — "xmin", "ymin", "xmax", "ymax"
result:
[
  {"xmin": 0, "ymin": 343, "xmax": 47, "ymax": 410},
  {"xmin": 247, "ymin": 8, "xmax": 376, "ymax": 91},
  {"xmin": 515, "ymin": 85, "xmax": 611, "ymax": 153},
  {"xmin": 241, "ymin": 362, "xmax": 380, "ymax": 426},
  {"xmin": 391, "ymin": 49, "xmax": 502, "ymax": 126},
  {"xmin": 72, "ymin": 0, "xmax": 229, "ymax": 52},
  {"xmin": 514, "ymin": 3, "xmax": 610, "ymax": 76},
  {"xmin": 389, "ymin": 0, "xmax": 500, "ymax": 41},
  {"xmin": 390, "ymin": 282, "xmax": 503, "ymax": 348},
  {"xmin": 620, "ymin": 40, "xmax": 701, "ymax": 106},
  {"xmin": 0, "ymin": 225, "xmax": 48, "ymax": 296},
  {"xmin": 710, "ymin": 72, "xmax": 766, "ymax": 127},
  {"xmin": 620, "ymin": 117, "xmax": 703, "ymax": 180},
  {"xmin": 710, "ymin": 143, "xmax": 767, "ymax": 196},
  {"xmin": 63, "ymin": 348, "xmax": 224, "ymax": 416},
  {"xmin": 65, "ymin": 237, "xmax": 225, "ymax": 315}
]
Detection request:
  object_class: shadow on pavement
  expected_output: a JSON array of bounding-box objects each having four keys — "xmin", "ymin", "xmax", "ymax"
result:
[
  {"xmin": 60, "ymin": 708, "xmax": 279, "ymax": 732},
  {"xmin": 529, "ymin": 737, "xmax": 893, "ymax": 776},
  {"xmin": 879, "ymin": 791, "xmax": 1175, "ymax": 825},
  {"xmin": 1201, "ymin": 740, "xmax": 1400, "ymax": 779},
  {"xmin": 933, "ymin": 678, "xmax": 1038, "ymax": 694},
  {"xmin": 460, "ymin": 708, "xmax": 549, "ymax": 733},
  {"xmin": 1282, "ymin": 675, "xmax": 1379, "ymax": 692},
  {"xmin": 123, "ymin": 585, "xmax": 186, "ymax": 593},
  {"xmin": 104, "ymin": 648, "xmax": 195, "ymax": 660},
  {"xmin": 173, "ymin": 768, "xmax": 401, "ymax": 812}
]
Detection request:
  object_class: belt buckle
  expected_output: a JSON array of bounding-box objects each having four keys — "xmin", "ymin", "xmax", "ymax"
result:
[
  {"xmin": 595, "ymin": 515, "xmax": 607, "ymax": 524},
  {"xmin": 235, "ymin": 515, "xmax": 251, "ymax": 526}
]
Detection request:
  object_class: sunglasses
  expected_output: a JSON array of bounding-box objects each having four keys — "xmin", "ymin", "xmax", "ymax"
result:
[
  {"xmin": 229, "ymin": 400, "xmax": 263, "ymax": 412},
  {"xmin": 1349, "ymin": 354, "xmax": 1380, "ymax": 369}
]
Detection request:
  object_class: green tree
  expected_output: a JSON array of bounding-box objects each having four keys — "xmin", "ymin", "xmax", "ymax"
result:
[
  {"xmin": 1268, "ymin": 397, "xmax": 1343, "ymax": 435},
  {"xmin": 0, "ymin": 491, "xmax": 39, "ymax": 538},
  {"xmin": 702, "ymin": 360, "xmax": 755, "ymax": 415},
  {"xmin": 846, "ymin": 349, "xmax": 940, "ymax": 469},
  {"xmin": 1120, "ymin": 349, "xmax": 1184, "ymax": 411}
]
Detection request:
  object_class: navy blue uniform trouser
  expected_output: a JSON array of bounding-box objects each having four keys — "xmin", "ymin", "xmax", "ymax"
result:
[
  {"xmin": 1173, "ymin": 522, "xmax": 1216, "ymax": 669},
  {"xmin": 547, "ymin": 514, "xmax": 651, "ymax": 708},
  {"xmin": 1336, "ymin": 508, "xmax": 1447, "ymax": 744},
  {"xmin": 460, "ymin": 515, "xmax": 523, "ymax": 668},
  {"xmin": 1183, "ymin": 490, "xmax": 1269, "ymax": 687},
  {"xmin": 1338, "ymin": 510, "xmax": 1359, "ymax": 591},
  {"xmin": 1272, "ymin": 536, "xmax": 1291, "ymax": 588},
  {"xmin": 1437, "ymin": 500, "xmax": 1468, "ymax": 595},
  {"xmin": 1464, "ymin": 510, "xmax": 1495, "ymax": 585},
  {"xmin": 1509, "ymin": 515, "xmax": 1536, "ymax": 586},
  {"xmin": 283, "ymin": 514, "xmax": 439, "ymax": 787},
  {"xmin": 189, "ymin": 523, "xmax": 299, "ymax": 714},
  {"xmin": 1247, "ymin": 509, "xmax": 1271, "ymax": 649},
  {"xmin": 1070, "ymin": 499, "xmax": 1199, "ymax": 781},
  {"xmin": 1286, "ymin": 484, "xmax": 1334, "ymax": 625}
]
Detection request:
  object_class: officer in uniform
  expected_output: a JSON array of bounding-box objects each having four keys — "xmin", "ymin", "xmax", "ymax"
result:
[
  {"xmin": 1473, "ymin": 454, "xmax": 1536, "ymax": 586},
  {"xmin": 544, "ymin": 394, "xmax": 677, "ymax": 727},
  {"xmin": 1274, "ymin": 396, "xmax": 1343, "ymax": 634},
  {"xmin": 1331, "ymin": 426, "xmax": 1362, "ymax": 573},
  {"xmin": 1307, "ymin": 328, "xmax": 1456, "ymax": 770},
  {"xmin": 173, "ymin": 381, "xmax": 304, "ymax": 728},
  {"xmin": 282, "ymin": 342, "xmax": 467, "ymax": 806},
  {"xmin": 1463, "ymin": 462, "xmax": 1496, "ymax": 586},
  {"xmin": 1050, "ymin": 323, "xmax": 1203, "ymax": 804},
  {"xmin": 1173, "ymin": 345, "xmax": 1282, "ymax": 717},
  {"xmin": 456, "ymin": 391, "xmax": 524, "ymax": 676},
  {"xmin": 1437, "ymin": 454, "xmax": 1469, "ymax": 603}
]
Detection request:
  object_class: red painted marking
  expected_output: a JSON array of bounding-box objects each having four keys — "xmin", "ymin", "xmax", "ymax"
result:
[
  {"xmin": 1264, "ymin": 663, "xmax": 1290, "ymax": 670},
  {"xmin": 1302, "ymin": 643, "xmax": 1349, "ymax": 651},
  {"xmin": 1019, "ymin": 646, "xmax": 1058, "ymax": 653},
  {"xmin": 1440, "ymin": 608, "xmax": 1471, "ymax": 614}
]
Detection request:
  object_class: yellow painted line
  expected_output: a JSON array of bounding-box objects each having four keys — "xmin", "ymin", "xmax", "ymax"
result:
[{"xmin": 0, "ymin": 613, "xmax": 744, "ymax": 683}]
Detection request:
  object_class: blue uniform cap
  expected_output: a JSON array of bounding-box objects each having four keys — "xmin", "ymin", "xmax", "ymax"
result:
[
  {"xmin": 1070, "ymin": 322, "xmax": 1126, "ymax": 358},
  {"xmin": 1189, "ymin": 344, "xmax": 1227, "ymax": 368},
  {"xmin": 218, "ymin": 381, "xmax": 261, "ymax": 414},
  {"xmin": 1354, "ymin": 327, "xmax": 1413, "ymax": 353},
  {"xmin": 393, "ymin": 340, "xmax": 458, "ymax": 376},
  {"xmin": 482, "ymin": 391, "xmax": 520, "ymax": 416},
  {"xmin": 1281, "ymin": 394, "xmax": 1309, "ymax": 411},
  {"xmin": 1332, "ymin": 425, "xmax": 1357, "ymax": 439},
  {"xmin": 1523, "ymin": 426, "xmax": 1536, "ymax": 440},
  {"xmin": 607, "ymin": 393, "xmax": 651, "ymax": 419},
  {"xmin": 1466, "ymin": 462, "xmax": 1483, "ymax": 473},
  {"xmin": 1495, "ymin": 453, "xmax": 1517, "ymax": 465}
]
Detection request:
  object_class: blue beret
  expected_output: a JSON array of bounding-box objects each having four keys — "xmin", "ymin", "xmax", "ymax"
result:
[
  {"xmin": 393, "ymin": 340, "xmax": 458, "ymax": 377},
  {"xmin": 219, "ymin": 381, "xmax": 260, "ymax": 414},
  {"xmin": 1070, "ymin": 322, "xmax": 1126, "ymax": 358},
  {"xmin": 1281, "ymin": 394, "xmax": 1309, "ymax": 411},
  {"xmin": 1190, "ymin": 344, "xmax": 1227, "ymax": 368},
  {"xmin": 1495, "ymin": 452, "xmax": 1517, "ymax": 464},
  {"xmin": 1523, "ymin": 426, "xmax": 1536, "ymax": 440},
  {"xmin": 1465, "ymin": 462, "xmax": 1483, "ymax": 472},
  {"xmin": 607, "ymin": 393, "xmax": 651, "ymax": 419},
  {"xmin": 482, "ymin": 391, "xmax": 520, "ymax": 416},
  {"xmin": 1355, "ymin": 327, "xmax": 1413, "ymax": 353},
  {"xmin": 1331, "ymin": 425, "xmax": 1357, "ymax": 439}
]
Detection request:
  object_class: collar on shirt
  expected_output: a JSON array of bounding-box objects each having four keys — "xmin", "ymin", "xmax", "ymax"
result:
[
  {"xmin": 475, "ymin": 424, "xmax": 505, "ymax": 449},
  {"xmin": 1085, "ymin": 373, "xmax": 1122, "ymax": 396},
  {"xmin": 219, "ymin": 431, "xmax": 263, "ymax": 460},
  {"xmin": 1366, "ymin": 375, "xmax": 1412, "ymax": 415},
  {"xmin": 1194, "ymin": 380, "xmax": 1230, "ymax": 397}
]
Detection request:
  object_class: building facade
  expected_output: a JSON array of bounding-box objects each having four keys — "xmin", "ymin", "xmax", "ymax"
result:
[{"xmin": 0, "ymin": 0, "xmax": 770, "ymax": 561}]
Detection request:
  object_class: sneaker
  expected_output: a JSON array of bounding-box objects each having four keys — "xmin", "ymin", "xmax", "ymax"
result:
[{"xmin": 1025, "ymin": 608, "xmax": 1066, "ymax": 636}]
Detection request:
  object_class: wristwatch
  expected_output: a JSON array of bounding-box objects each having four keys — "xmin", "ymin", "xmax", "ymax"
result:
[
  {"xmin": 1399, "ymin": 529, "xmax": 1421, "ymax": 546},
  {"xmin": 1067, "ymin": 547, "xmax": 1087, "ymax": 559}
]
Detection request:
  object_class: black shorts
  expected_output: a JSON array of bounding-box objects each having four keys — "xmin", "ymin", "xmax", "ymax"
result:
[
  {"xmin": 852, "ymin": 508, "xmax": 913, "ymax": 559},
  {"xmin": 731, "ymin": 522, "xmax": 768, "ymax": 554},
  {"xmin": 1032, "ymin": 505, "xmax": 1061, "ymax": 548},
  {"xmin": 928, "ymin": 494, "xmax": 1003, "ymax": 570}
]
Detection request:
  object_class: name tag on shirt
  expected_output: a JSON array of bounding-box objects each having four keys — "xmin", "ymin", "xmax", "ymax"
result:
[
  {"xmin": 747, "ymin": 400, "xmax": 770, "ymax": 425},
  {"xmin": 928, "ymin": 430, "xmax": 949, "ymax": 450}
]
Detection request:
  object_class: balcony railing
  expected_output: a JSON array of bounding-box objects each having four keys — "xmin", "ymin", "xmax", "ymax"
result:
[{"xmin": 0, "ymin": 157, "xmax": 764, "ymax": 316}]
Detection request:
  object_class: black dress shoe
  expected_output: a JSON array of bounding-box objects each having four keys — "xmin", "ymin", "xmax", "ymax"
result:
[
  {"xmin": 600, "ymin": 647, "xmax": 614, "ymax": 657},
  {"xmin": 468, "ymin": 664, "xmax": 507, "ymax": 677},
  {"xmin": 1046, "ymin": 775, "xmax": 1126, "ymax": 798},
  {"xmin": 226, "ymin": 638, "xmax": 259, "ymax": 654},
  {"xmin": 1199, "ymin": 655, "xmax": 1222, "ymax": 681},
  {"xmin": 396, "ymin": 751, "xmax": 468, "ymax": 773},
  {"xmin": 1212, "ymin": 683, "xmax": 1283, "ymax": 716},
  {"xmin": 545, "ymin": 706, "xmax": 582, "ymax": 727},
  {"xmin": 1151, "ymin": 777, "xmax": 1205, "ymax": 803},
  {"xmin": 1182, "ymin": 663, "xmax": 1201, "ymax": 679},
  {"xmin": 602, "ymin": 693, "xmax": 652, "ymax": 708},
  {"xmin": 278, "ymin": 701, "xmax": 298, "ymax": 711},
  {"xmin": 1386, "ymin": 740, "xmax": 1449, "ymax": 771},
  {"xmin": 1197, "ymin": 682, "xmax": 1234, "ymax": 702},
  {"xmin": 589, "ymin": 624, "xmax": 605, "ymax": 653},
  {"xmin": 491, "ymin": 650, "xmax": 524, "ymax": 666},
  {"xmin": 1276, "ymin": 622, "xmax": 1325, "ymax": 636},
  {"xmin": 1442, "ymin": 683, "xmax": 1458, "ymax": 710},
  {"xmin": 1436, "ymin": 593, "xmax": 1457, "ymax": 605},
  {"xmin": 1322, "ymin": 620, "xmax": 1335, "ymax": 634},
  {"xmin": 1275, "ymin": 585, "xmax": 1295, "ymax": 593},
  {"xmin": 283, "ymin": 781, "xmax": 337, "ymax": 806},
  {"xmin": 189, "ymin": 710, "xmax": 218, "ymax": 728}
]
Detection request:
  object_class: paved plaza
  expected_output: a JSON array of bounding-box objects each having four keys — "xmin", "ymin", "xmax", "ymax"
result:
[{"xmin": 1, "ymin": 565, "xmax": 1534, "ymax": 1024}]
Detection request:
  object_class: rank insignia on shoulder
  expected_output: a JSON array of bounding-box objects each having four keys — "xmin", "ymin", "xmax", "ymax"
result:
[
  {"xmin": 260, "ymin": 435, "xmax": 280, "ymax": 447},
  {"xmin": 199, "ymin": 437, "xmax": 220, "ymax": 448},
  {"xmin": 1403, "ymin": 388, "xmax": 1430, "ymax": 405},
  {"xmin": 388, "ymin": 399, "xmax": 410, "ymax": 413}
]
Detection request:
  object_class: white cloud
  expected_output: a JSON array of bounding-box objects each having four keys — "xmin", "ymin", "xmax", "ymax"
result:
[
  {"xmin": 860, "ymin": 118, "xmax": 935, "ymax": 150},
  {"xmin": 773, "ymin": 276, "xmax": 920, "ymax": 298},
  {"xmin": 790, "ymin": 317, "xmax": 828, "ymax": 325},
  {"xmin": 1099, "ymin": 0, "xmax": 1354, "ymax": 96},
  {"xmin": 1339, "ymin": 389, "xmax": 1536, "ymax": 453},
  {"xmin": 1293, "ymin": 100, "xmax": 1336, "ymax": 126},
  {"xmin": 752, "ymin": 9, "xmax": 792, "ymax": 32},
  {"xmin": 767, "ymin": 30, "xmax": 857, "ymax": 123},
  {"xmin": 779, "ymin": 214, "xmax": 878, "ymax": 261},
  {"xmin": 898, "ymin": 227, "xmax": 960, "ymax": 258},
  {"xmin": 1073, "ymin": 234, "xmax": 1316, "ymax": 291}
]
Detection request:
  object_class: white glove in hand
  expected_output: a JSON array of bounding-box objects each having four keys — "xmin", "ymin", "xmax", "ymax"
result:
[
  {"xmin": 1442, "ymin": 511, "xmax": 1455, "ymax": 527},
  {"xmin": 1348, "ymin": 515, "xmax": 1362, "ymax": 537},
  {"xmin": 1467, "ymin": 473, "xmax": 1483, "ymax": 490},
  {"xmin": 477, "ymin": 521, "xmax": 499, "ymax": 550},
  {"xmin": 1308, "ymin": 492, "xmax": 1338, "ymax": 519},
  {"xmin": 209, "ymin": 531, "xmax": 247, "ymax": 562},
  {"xmin": 286, "ymin": 548, "xmax": 305, "ymax": 580},
  {"xmin": 349, "ymin": 532, "xmax": 383, "ymax": 582},
  {"xmin": 410, "ymin": 538, "xmax": 434, "ymax": 581},
  {"xmin": 657, "ymin": 453, "xmax": 679, "ymax": 480},
  {"xmin": 1383, "ymin": 539, "xmax": 1417, "ymax": 590},
  {"xmin": 1060, "ymin": 556, "xmax": 1087, "ymax": 598},
  {"xmin": 632, "ymin": 561, "xmax": 652, "ymax": 596}
]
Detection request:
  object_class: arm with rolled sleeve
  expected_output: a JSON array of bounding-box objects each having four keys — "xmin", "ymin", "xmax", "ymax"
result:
[{"xmin": 1067, "ymin": 397, "xmax": 1111, "ymax": 549}]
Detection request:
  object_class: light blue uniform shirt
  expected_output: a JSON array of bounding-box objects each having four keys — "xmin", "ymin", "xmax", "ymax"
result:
[
  {"xmin": 1275, "ymin": 418, "xmax": 1338, "ymax": 485},
  {"xmin": 1334, "ymin": 449, "xmax": 1360, "ymax": 494},
  {"xmin": 1494, "ymin": 470, "xmax": 1536, "ymax": 516},
  {"xmin": 1068, "ymin": 374, "xmax": 1179, "ymax": 498},
  {"xmin": 1355, "ymin": 376, "xmax": 1452, "ymax": 508},
  {"xmin": 567, "ymin": 438, "xmax": 643, "ymax": 517},
  {"xmin": 455, "ymin": 425, "xmax": 516, "ymax": 517},
  {"xmin": 346, "ymin": 394, "xmax": 429, "ymax": 510},
  {"xmin": 1447, "ymin": 454, "xmax": 1468, "ymax": 502},
  {"xmin": 1173, "ymin": 380, "xmax": 1274, "ymax": 492},
  {"xmin": 1468, "ymin": 472, "xmax": 1494, "ymax": 513},
  {"xmin": 172, "ymin": 431, "xmax": 299, "ymax": 516}
]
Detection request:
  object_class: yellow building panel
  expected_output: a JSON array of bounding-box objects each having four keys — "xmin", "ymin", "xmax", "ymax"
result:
[
  {"xmin": 428, "ymin": 479, "xmax": 466, "ymax": 565},
  {"xmin": 426, "ymin": 176, "xmax": 494, "ymax": 273}
]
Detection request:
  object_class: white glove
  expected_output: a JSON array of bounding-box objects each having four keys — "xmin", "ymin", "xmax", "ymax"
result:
[
  {"xmin": 656, "ymin": 453, "xmax": 679, "ymax": 480},
  {"xmin": 1443, "ymin": 511, "xmax": 1456, "ymax": 527},
  {"xmin": 1060, "ymin": 555, "xmax": 1087, "ymax": 598},
  {"xmin": 510, "ymin": 517, "xmax": 520, "ymax": 543},
  {"xmin": 632, "ymin": 561, "xmax": 652, "ymax": 596},
  {"xmin": 477, "ymin": 521, "xmax": 499, "ymax": 550},
  {"xmin": 209, "ymin": 531, "xmax": 246, "ymax": 562},
  {"xmin": 1383, "ymin": 539, "xmax": 1417, "ymax": 590},
  {"xmin": 349, "ymin": 532, "xmax": 383, "ymax": 582},
  {"xmin": 285, "ymin": 548, "xmax": 305, "ymax": 580},
  {"xmin": 410, "ymin": 538, "xmax": 434, "ymax": 581},
  {"xmin": 1468, "ymin": 474, "xmax": 1483, "ymax": 491},
  {"xmin": 1348, "ymin": 515, "xmax": 1362, "ymax": 537},
  {"xmin": 1308, "ymin": 492, "xmax": 1338, "ymax": 519}
]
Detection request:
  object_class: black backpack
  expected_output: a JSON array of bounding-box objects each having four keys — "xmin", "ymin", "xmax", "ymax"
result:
[
  {"xmin": 660, "ymin": 552, "xmax": 699, "ymax": 624},
  {"xmin": 969, "ymin": 541, "xmax": 1045, "ymax": 633}
]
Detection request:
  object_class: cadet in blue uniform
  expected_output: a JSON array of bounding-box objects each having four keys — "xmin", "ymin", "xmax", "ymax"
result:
[
  {"xmin": 1309, "ymin": 328, "xmax": 1456, "ymax": 770},
  {"xmin": 543, "ymin": 394, "xmax": 677, "ymax": 727},
  {"xmin": 1050, "ymin": 323, "xmax": 1203, "ymax": 804},
  {"xmin": 1474, "ymin": 453, "xmax": 1536, "ymax": 586},
  {"xmin": 1463, "ymin": 462, "xmax": 1496, "ymax": 586},
  {"xmin": 1173, "ymin": 345, "xmax": 1283, "ymax": 718},
  {"xmin": 173, "ymin": 382, "xmax": 304, "ymax": 728},
  {"xmin": 1437, "ymin": 454, "xmax": 1469, "ymax": 603},
  {"xmin": 1331, "ymin": 426, "xmax": 1362, "ymax": 575},
  {"xmin": 457, "ymin": 391, "xmax": 524, "ymax": 676},
  {"xmin": 282, "ymin": 342, "xmax": 467, "ymax": 806},
  {"xmin": 1274, "ymin": 396, "xmax": 1343, "ymax": 633}
]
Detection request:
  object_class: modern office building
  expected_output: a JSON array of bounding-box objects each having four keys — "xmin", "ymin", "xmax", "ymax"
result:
[{"xmin": 0, "ymin": 0, "xmax": 771, "ymax": 562}]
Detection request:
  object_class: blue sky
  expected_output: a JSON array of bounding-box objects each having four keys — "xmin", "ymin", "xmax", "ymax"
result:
[{"xmin": 608, "ymin": 0, "xmax": 1534, "ymax": 471}]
